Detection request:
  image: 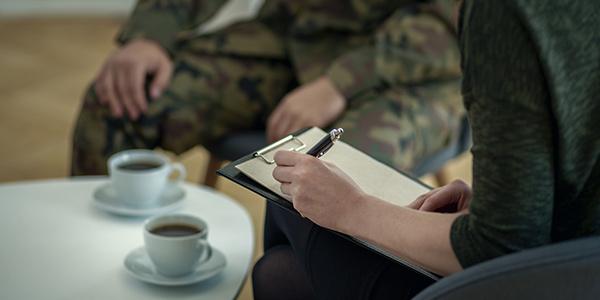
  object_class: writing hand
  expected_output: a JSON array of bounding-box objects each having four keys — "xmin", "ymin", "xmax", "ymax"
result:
[{"xmin": 272, "ymin": 150, "xmax": 365, "ymax": 232}]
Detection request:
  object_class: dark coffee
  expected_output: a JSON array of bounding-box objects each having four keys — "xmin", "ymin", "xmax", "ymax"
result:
[
  {"xmin": 118, "ymin": 161, "xmax": 162, "ymax": 171},
  {"xmin": 150, "ymin": 224, "xmax": 201, "ymax": 237}
]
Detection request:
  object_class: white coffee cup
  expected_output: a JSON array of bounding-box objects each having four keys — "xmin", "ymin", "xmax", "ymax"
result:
[
  {"xmin": 108, "ymin": 150, "xmax": 186, "ymax": 207},
  {"xmin": 144, "ymin": 214, "xmax": 212, "ymax": 277}
]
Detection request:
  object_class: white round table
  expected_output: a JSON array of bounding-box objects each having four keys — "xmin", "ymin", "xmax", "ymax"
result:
[{"xmin": 0, "ymin": 177, "xmax": 254, "ymax": 300}]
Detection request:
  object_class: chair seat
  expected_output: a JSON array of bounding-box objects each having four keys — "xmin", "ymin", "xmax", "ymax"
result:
[
  {"xmin": 414, "ymin": 236, "xmax": 600, "ymax": 300},
  {"xmin": 206, "ymin": 131, "xmax": 267, "ymax": 161}
]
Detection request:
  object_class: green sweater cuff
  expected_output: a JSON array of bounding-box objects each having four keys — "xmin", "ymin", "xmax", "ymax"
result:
[{"xmin": 450, "ymin": 214, "xmax": 479, "ymax": 268}]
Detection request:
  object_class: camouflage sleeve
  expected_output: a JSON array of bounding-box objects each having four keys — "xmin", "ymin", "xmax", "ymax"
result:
[
  {"xmin": 116, "ymin": 0, "xmax": 225, "ymax": 55},
  {"xmin": 327, "ymin": 1, "xmax": 461, "ymax": 100},
  {"xmin": 325, "ymin": 47, "xmax": 381, "ymax": 100}
]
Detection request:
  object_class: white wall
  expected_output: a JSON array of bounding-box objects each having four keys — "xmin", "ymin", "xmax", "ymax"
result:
[
  {"xmin": 0, "ymin": 0, "xmax": 263, "ymax": 19},
  {"xmin": 0, "ymin": 0, "xmax": 136, "ymax": 16},
  {"xmin": 0, "ymin": 0, "xmax": 264, "ymax": 35}
]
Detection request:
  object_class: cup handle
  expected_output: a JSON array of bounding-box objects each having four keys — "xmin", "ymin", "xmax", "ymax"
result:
[
  {"xmin": 197, "ymin": 239, "xmax": 213, "ymax": 264},
  {"xmin": 169, "ymin": 162, "xmax": 187, "ymax": 183}
]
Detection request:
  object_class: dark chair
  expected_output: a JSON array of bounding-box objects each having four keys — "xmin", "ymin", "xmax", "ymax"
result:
[
  {"xmin": 203, "ymin": 118, "xmax": 471, "ymax": 187},
  {"xmin": 203, "ymin": 131, "xmax": 267, "ymax": 187},
  {"xmin": 414, "ymin": 236, "xmax": 600, "ymax": 300}
]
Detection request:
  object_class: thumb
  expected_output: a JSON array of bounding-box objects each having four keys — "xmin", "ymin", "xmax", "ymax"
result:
[
  {"xmin": 407, "ymin": 188, "xmax": 441, "ymax": 210},
  {"xmin": 420, "ymin": 188, "xmax": 456, "ymax": 212},
  {"xmin": 407, "ymin": 195, "xmax": 427, "ymax": 210},
  {"xmin": 150, "ymin": 59, "xmax": 173, "ymax": 99}
]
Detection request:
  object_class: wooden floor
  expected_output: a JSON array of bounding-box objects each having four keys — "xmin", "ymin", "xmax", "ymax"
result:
[{"xmin": 0, "ymin": 17, "xmax": 472, "ymax": 300}]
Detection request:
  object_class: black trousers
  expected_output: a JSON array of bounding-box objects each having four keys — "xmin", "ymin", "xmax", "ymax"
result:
[{"xmin": 252, "ymin": 202, "xmax": 436, "ymax": 300}]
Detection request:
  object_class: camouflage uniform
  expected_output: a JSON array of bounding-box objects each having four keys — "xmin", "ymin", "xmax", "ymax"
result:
[{"xmin": 72, "ymin": 0, "xmax": 464, "ymax": 175}]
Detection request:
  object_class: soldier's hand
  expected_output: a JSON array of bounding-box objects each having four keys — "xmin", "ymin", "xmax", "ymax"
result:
[
  {"xmin": 94, "ymin": 39, "xmax": 173, "ymax": 120},
  {"xmin": 267, "ymin": 76, "xmax": 347, "ymax": 142}
]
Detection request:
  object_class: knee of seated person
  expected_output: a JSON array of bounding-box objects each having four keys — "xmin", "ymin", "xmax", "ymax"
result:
[
  {"xmin": 71, "ymin": 83, "xmax": 121, "ymax": 175},
  {"xmin": 73, "ymin": 84, "xmax": 114, "ymax": 143},
  {"xmin": 79, "ymin": 83, "xmax": 111, "ymax": 117},
  {"xmin": 252, "ymin": 247, "xmax": 288, "ymax": 293},
  {"xmin": 252, "ymin": 246, "xmax": 314, "ymax": 300}
]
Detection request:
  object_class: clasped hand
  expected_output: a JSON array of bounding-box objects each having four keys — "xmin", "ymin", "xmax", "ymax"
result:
[
  {"xmin": 266, "ymin": 76, "xmax": 347, "ymax": 142},
  {"xmin": 94, "ymin": 39, "xmax": 173, "ymax": 120}
]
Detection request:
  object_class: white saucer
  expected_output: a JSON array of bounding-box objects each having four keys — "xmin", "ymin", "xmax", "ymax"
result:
[
  {"xmin": 93, "ymin": 182, "xmax": 185, "ymax": 217},
  {"xmin": 124, "ymin": 246, "xmax": 227, "ymax": 286}
]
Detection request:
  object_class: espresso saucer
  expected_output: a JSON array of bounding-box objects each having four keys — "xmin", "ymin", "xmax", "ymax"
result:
[
  {"xmin": 124, "ymin": 246, "xmax": 227, "ymax": 286},
  {"xmin": 93, "ymin": 182, "xmax": 185, "ymax": 217}
]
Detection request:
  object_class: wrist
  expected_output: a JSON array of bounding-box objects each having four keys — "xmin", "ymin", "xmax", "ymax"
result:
[
  {"xmin": 337, "ymin": 192, "xmax": 376, "ymax": 236},
  {"xmin": 131, "ymin": 38, "xmax": 163, "ymax": 50},
  {"xmin": 321, "ymin": 76, "xmax": 347, "ymax": 105},
  {"xmin": 125, "ymin": 38, "xmax": 171, "ymax": 59}
]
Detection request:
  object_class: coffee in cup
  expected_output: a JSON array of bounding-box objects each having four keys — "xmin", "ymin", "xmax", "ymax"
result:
[
  {"xmin": 151, "ymin": 224, "xmax": 201, "ymax": 237},
  {"xmin": 108, "ymin": 150, "xmax": 186, "ymax": 207},
  {"xmin": 144, "ymin": 214, "xmax": 212, "ymax": 277},
  {"xmin": 117, "ymin": 161, "xmax": 163, "ymax": 171}
]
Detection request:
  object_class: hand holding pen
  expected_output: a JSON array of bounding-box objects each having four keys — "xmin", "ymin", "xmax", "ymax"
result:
[{"xmin": 272, "ymin": 127, "xmax": 367, "ymax": 225}]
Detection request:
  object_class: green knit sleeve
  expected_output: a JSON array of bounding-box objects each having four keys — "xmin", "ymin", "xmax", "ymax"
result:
[{"xmin": 450, "ymin": 1, "xmax": 555, "ymax": 268}]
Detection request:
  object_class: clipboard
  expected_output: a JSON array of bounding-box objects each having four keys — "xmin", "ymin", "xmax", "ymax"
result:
[{"xmin": 217, "ymin": 127, "xmax": 440, "ymax": 281}]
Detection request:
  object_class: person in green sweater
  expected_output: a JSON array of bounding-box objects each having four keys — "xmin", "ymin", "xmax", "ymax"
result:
[{"xmin": 252, "ymin": 0, "xmax": 600, "ymax": 299}]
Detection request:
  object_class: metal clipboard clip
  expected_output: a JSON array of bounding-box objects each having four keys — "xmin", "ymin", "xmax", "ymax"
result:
[{"xmin": 253, "ymin": 134, "xmax": 306, "ymax": 164}]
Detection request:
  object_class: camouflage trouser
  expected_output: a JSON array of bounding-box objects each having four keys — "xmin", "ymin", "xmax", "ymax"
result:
[
  {"xmin": 72, "ymin": 14, "xmax": 463, "ymax": 175},
  {"xmin": 72, "ymin": 51, "xmax": 294, "ymax": 174},
  {"xmin": 337, "ymin": 81, "xmax": 462, "ymax": 171}
]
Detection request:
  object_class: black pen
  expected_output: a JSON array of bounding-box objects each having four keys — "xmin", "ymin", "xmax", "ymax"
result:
[{"xmin": 306, "ymin": 128, "xmax": 344, "ymax": 158}]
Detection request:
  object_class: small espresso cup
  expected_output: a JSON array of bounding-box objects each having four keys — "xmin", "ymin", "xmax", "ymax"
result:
[
  {"xmin": 144, "ymin": 214, "xmax": 212, "ymax": 277},
  {"xmin": 108, "ymin": 150, "xmax": 186, "ymax": 207}
]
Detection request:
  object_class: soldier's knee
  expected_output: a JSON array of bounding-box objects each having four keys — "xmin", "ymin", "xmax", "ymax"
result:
[
  {"xmin": 73, "ymin": 83, "xmax": 111, "ymax": 143},
  {"xmin": 79, "ymin": 83, "xmax": 111, "ymax": 115}
]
